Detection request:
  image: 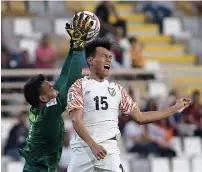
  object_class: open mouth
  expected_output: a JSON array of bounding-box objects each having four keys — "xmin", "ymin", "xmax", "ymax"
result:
[{"xmin": 104, "ymin": 65, "xmax": 110, "ymax": 70}]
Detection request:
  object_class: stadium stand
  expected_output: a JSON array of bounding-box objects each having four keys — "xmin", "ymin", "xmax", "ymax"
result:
[{"xmin": 1, "ymin": 1, "xmax": 202, "ymax": 172}]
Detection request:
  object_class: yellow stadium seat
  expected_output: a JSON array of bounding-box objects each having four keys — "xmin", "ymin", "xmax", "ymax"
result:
[
  {"xmin": 109, "ymin": 14, "xmax": 145, "ymax": 23},
  {"xmin": 9, "ymin": 1, "xmax": 26, "ymax": 13},
  {"xmin": 146, "ymin": 55, "xmax": 195, "ymax": 63},
  {"xmin": 1, "ymin": 2, "xmax": 8, "ymax": 13},
  {"xmin": 65, "ymin": 1, "xmax": 83, "ymax": 12},
  {"xmin": 83, "ymin": 3, "xmax": 132, "ymax": 12},
  {"xmin": 128, "ymin": 24, "xmax": 159, "ymax": 32},
  {"xmin": 137, "ymin": 35, "xmax": 171, "ymax": 44},
  {"xmin": 173, "ymin": 77, "xmax": 202, "ymax": 84},
  {"xmin": 144, "ymin": 45, "xmax": 184, "ymax": 52}
]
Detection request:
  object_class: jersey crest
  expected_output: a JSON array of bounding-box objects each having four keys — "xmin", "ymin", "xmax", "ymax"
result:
[
  {"xmin": 67, "ymin": 92, "xmax": 74, "ymax": 104},
  {"xmin": 108, "ymin": 87, "xmax": 116, "ymax": 97}
]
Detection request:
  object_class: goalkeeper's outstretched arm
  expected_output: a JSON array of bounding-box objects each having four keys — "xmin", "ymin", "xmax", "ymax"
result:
[{"xmin": 56, "ymin": 12, "xmax": 94, "ymax": 108}]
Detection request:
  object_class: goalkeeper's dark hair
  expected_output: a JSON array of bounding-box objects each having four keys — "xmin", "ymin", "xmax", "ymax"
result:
[
  {"xmin": 23, "ymin": 74, "xmax": 46, "ymax": 107},
  {"xmin": 85, "ymin": 38, "xmax": 113, "ymax": 63}
]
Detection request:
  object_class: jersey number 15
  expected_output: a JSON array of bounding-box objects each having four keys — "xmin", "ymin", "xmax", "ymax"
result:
[{"xmin": 94, "ymin": 96, "xmax": 108, "ymax": 110}]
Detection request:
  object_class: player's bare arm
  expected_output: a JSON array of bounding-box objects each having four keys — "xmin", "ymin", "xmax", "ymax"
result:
[
  {"xmin": 131, "ymin": 97, "xmax": 191, "ymax": 124},
  {"xmin": 70, "ymin": 109, "xmax": 107, "ymax": 160}
]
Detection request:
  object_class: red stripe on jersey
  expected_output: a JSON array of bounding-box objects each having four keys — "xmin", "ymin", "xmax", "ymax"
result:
[
  {"xmin": 67, "ymin": 78, "xmax": 83, "ymax": 113},
  {"xmin": 115, "ymin": 83, "xmax": 138, "ymax": 115}
]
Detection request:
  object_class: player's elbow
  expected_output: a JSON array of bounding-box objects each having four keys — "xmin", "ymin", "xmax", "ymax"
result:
[
  {"xmin": 135, "ymin": 118, "xmax": 145, "ymax": 125},
  {"xmin": 132, "ymin": 112, "xmax": 145, "ymax": 125}
]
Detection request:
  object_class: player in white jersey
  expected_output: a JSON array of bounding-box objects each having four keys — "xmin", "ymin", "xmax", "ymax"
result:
[{"xmin": 66, "ymin": 39, "xmax": 191, "ymax": 172}]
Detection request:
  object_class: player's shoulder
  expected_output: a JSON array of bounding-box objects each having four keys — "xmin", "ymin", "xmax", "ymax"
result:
[
  {"xmin": 69, "ymin": 77, "xmax": 89, "ymax": 92},
  {"xmin": 71, "ymin": 78, "xmax": 83, "ymax": 88},
  {"xmin": 109, "ymin": 81, "xmax": 123, "ymax": 91}
]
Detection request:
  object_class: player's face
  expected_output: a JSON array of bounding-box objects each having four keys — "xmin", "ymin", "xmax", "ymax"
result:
[
  {"xmin": 39, "ymin": 81, "xmax": 59, "ymax": 103},
  {"xmin": 90, "ymin": 47, "xmax": 112, "ymax": 79}
]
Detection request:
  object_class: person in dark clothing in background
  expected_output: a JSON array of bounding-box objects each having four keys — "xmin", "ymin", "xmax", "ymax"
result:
[
  {"xmin": 95, "ymin": 1, "xmax": 127, "ymax": 37},
  {"xmin": 17, "ymin": 50, "xmax": 35, "ymax": 69},
  {"xmin": 4, "ymin": 112, "xmax": 29, "ymax": 161}
]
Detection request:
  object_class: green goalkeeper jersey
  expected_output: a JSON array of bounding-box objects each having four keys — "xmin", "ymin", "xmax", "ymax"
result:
[{"xmin": 19, "ymin": 50, "xmax": 82, "ymax": 167}]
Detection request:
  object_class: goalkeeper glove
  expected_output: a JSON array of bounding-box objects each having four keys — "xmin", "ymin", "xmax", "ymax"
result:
[{"xmin": 65, "ymin": 12, "xmax": 94, "ymax": 50}]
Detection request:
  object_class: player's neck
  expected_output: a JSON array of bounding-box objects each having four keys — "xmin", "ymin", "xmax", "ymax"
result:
[{"xmin": 88, "ymin": 73, "xmax": 105, "ymax": 82}]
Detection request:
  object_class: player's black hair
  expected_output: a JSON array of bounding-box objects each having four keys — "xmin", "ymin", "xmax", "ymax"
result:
[
  {"xmin": 23, "ymin": 74, "xmax": 46, "ymax": 107},
  {"xmin": 85, "ymin": 38, "xmax": 113, "ymax": 63}
]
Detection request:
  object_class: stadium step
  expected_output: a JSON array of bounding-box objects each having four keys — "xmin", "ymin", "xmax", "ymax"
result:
[
  {"xmin": 144, "ymin": 45, "xmax": 184, "ymax": 52},
  {"xmin": 145, "ymin": 55, "xmax": 196, "ymax": 64},
  {"xmin": 110, "ymin": 14, "xmax": 145, "ymax": 23},
  {"xmin": 172, "ymin": 77, "xmax": 202, "ymax": 84},
  {"xmin": 1, "ymin": 2, "xmax": 8, "ymax": 13},
  {"xmin": 143, "ymin": 45, "xmax": 185, "ymax": 57},
  {"xmin": 128, "ymin": 24, "xmax": 159, "ymax": 36},
  {"xmin": 137, "ymin": 35, "xmax": 171, "ymax": 45},
  {"xmin": 83, "ymin": 3, "xmax": 133, "ymax": 12}
]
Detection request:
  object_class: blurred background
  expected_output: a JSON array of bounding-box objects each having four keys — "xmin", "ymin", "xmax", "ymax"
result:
[{"xmin": 1, "ymin": 1, "xmax": 202, "ymax": 172}]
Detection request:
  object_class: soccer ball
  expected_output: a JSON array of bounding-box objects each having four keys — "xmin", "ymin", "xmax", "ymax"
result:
[{"xmin": 73, "ymin": 11, "xmax": 100, "ymax": 42}]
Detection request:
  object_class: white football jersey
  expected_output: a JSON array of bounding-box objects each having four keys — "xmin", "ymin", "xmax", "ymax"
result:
[{"xmin": 67, "ymin": 76, "xmax": 137, "ymax": 148}]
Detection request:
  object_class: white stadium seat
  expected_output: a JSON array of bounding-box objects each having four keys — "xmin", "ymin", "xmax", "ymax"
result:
[
  {"xmin": 151, "ymin": 158, "xmax": 170, "ymax": 172},
  {"xmin": 183, "ymin": 17, "xmax": 200, "ymax": 36},
  {"xmin": 171, "ymin": 157, "xmax": 190, "ymax": 172},
  {"xmin": 19, "ymin": 39, "xmax": 37, "ymax": 62},
  {"xmin": 163, "ymin": 17, "xmax": 182, "ymax": 36},
  {"xmin": 7, "ymin": 162, "xmax": 24, "ymax": 172},
  {"xmin": 33, "ymin": 19, "xmax": 52, "ymax": 34},
  {"xmin": 145, "ymin": 60, "xmax": 161, "ymax": 71},
  {"xmin": 130, "ymin": 159, "xmax": 150, "ymax": 172},
  {"xmin": 148, "ymin": 81, "xmax": 168, "ymax": 98},
  {"xmin": 47, "ymin": 1, "xmax": 66, "ymax": 14},
  {"xmin": 171, "ymin": 136, "xmax": 183, "ymax": 156},
  {"xmin": 28, "ymin": 1, "xmax": 45, "ymax": 14},
  {"xmin": 184, "ymin": 137, "xmax": 202, "ymax": 157},
  {"xmin": 192, "ymin": 156, "xmax": 202, "ymax": 172},
  {"xmin": 54, "ymin": 18, "xmax": 71, "ymax": 38},
  {"xmin": 14, "ymin": 18, "xmax": 32, "ymax": 36},
  {"xmin": 163, "ymin": 17, "xmax": 192, "ymax": 39}
]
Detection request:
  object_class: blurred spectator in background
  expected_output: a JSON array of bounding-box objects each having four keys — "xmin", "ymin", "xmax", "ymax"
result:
[
  {"xmin": 177, "ymin": 90, "xmax": 202, "ymax": 137},
  {"xmin": 194, "ymin": 119, "xmax": 202, "ymax": 138},
  {"xmin": 124, "ymin": 118, "xmax": 147, "ymax": 156},
  {"xmin": 193, "ymin": 1, "xmax": 202, "ymax": 15},
  {"xmin": 143, "ymin": 2, "xmax": 173, "ymax": 33},
  {"xmin": 111, "ymin": 37, "xmax": 124, "ymax": 66},
  {"xmin": 144, "ymin": 98, "xmax": 158, "ymax": 112},
  {"xmin": 2, "ymin": 50, "xmax": 10, "ymax": 69},
  {"xmin": 124, "ymin": 118, "xmax": 160, "ymax": 157},
  {"xmin": 176, "ymin": 115, "xmax": 197, "ymax": 136},
  {"xmin": 159, "ymin": 119, "xmax": 174, "ymax": 143},
  {"xmin": 15, "ymin": 50, "xmax": 35, "ymax": 83},
  {"xmin": 58, "ymin": 131, "xmax": 72, "ymax": 172},
  {"xmin": 35, "ymin": 34, "xmax": 56, "ymax": 69},
  {"xmin": 147, "ymin": 122, "xmax": 176, "ymax": 158},
  {"xmin": 4, "ymin": 112, "xmax": 29, "ymax": 161},
  {"xmin": 17, "ymin": 50, "xmax": 35, "ymax": 69},
  {"xmin": 184, "ymin": 90, "xmax": 202, "ymax": 126},
  {"xmin": 95, "ymin": 1, "xmax": 127, "ymax": 37},
  {"xmin": 1, "ymin": 45, "xmax": 11, "ymax": 85},
  {"xmin": 117, "ymin": 27, "xmax": 132, "ymax": 68},
  {"xmin": 176, "ymin": 1, "xmax": 202, "ymax": 16},
  {"xmin": 129, "ymin": 37, "xmax": 145, "ymax": 68}
]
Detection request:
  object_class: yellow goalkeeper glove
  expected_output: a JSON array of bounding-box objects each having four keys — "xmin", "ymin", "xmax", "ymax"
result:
[{"xmin": 65, "ymin": 12, "xmax": 94, "ymax": 50}]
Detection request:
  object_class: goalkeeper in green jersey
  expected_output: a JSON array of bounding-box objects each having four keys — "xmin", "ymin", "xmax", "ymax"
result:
[{"xmin": 20, "ymin": 13, "xmax": 93, "ymax": 172}]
